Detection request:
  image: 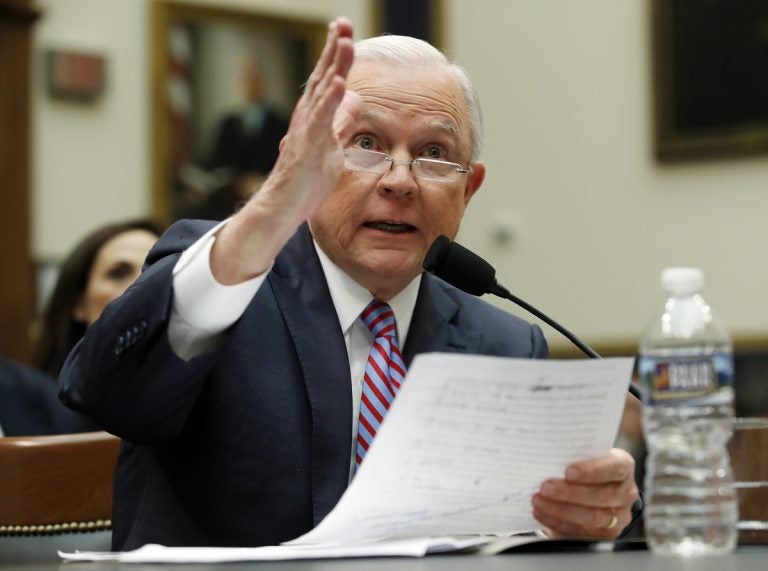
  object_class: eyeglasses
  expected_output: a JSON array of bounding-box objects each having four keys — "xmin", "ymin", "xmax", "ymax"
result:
[{"xmin": 343, "ymin": 148, "xmax": 472, "ymax": 183}]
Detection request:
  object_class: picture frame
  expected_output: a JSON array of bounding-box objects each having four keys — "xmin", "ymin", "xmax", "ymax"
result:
[
  {"xmin": 652, "ymin": 0, "xmax": 768, "ymax": 162},
  {"xmin": 369, "ymin": 0, "xmax": 444, "ymax": 50},
  {"xmin": 151, "ymin": 1, "xmax": 327, "ymax": 223}
]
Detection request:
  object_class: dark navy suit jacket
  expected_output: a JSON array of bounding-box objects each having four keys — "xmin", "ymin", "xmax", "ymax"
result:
[
  {"xmin": 0, "ymin": 355, "xmax": 98, "ymax": 436},
  {"xmin": 60, "ymin": 221, "xmax": 548, "ymax": 550}
]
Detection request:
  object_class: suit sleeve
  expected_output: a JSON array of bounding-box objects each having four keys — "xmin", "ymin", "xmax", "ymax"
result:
[
  {"xmin": 531, "ymin": 324, "xmax": 548, "ymax": 359},
  {"xmin": 59, "ymin": 220, "xmax": 226, "ymax": 444},
  {"xmin": 168, "ymin": 221, "xmax": 265, "ymax": 359}
]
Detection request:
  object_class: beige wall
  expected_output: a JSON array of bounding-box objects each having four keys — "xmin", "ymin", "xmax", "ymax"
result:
[
  {"xmin": 447, "ymin": 0, "xmax": 768, "ymax": 351},
  {"xmin": 31, "ymin": 0, "xmax": 768, "ymax": 351},
  {"xmin": 33, "ymin": 0, "xmax": 151, "ymax": 262}
]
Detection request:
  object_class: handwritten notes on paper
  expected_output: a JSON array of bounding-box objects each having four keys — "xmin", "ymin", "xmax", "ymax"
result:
[{"xmin": 292, "ymin": 354, "xmax": 634, "ymax": 545}]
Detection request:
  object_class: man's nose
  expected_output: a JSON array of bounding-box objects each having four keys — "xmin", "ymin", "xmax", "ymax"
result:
[{"xmin": 378, "ymin": 158, "xmax": 419, "ymax": 197}]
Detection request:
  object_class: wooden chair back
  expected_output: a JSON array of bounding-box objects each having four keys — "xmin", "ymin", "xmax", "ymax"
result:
[{"xmin": 0, "ymin": 431, "xmax": 120, "ymax": 535}]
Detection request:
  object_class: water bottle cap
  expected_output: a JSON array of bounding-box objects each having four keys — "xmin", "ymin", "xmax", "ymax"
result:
[{"xmin": 661, "ymin": 267, "xmax": 704, "ymax": 296}]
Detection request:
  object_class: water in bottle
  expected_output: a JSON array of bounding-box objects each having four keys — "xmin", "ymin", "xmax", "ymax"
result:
[{"xmin": 638, "ymin": 267, "xmax": 738, "ymax": 556}]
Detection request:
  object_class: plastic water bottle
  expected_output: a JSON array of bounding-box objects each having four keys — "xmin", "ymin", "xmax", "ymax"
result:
[{"xmin": 638, "ymin": 267, "xmax": 738, "ymax": 556}]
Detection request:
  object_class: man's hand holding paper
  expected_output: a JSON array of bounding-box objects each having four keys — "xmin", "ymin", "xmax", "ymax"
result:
[{"xmin": 534, "ymin": 448, "xmax": 639, "ymax": 539}]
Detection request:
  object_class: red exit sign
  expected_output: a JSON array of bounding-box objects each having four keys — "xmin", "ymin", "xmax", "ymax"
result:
[{"xmin": 46, "ymin": 49, "xmax": 106, "ymax": 100}]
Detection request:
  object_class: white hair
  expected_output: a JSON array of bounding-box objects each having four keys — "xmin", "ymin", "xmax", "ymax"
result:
[{"xmin": 354, "ymin": 35, "xmax": 484, "ymax": 162}]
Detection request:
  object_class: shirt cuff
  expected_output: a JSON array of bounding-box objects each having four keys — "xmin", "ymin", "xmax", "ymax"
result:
[{"xmin": 168, "ymin": 220, "xmax": 270, "ymax": 358}]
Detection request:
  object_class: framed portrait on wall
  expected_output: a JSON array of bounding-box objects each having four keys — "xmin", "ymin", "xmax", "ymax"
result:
[
  {"xmin": 151, "ymin": 1, "xmax": 327, "ymax": 223},
  {"xmin": 652, "ymin": 0, "xmax": 768, "ymax": 162}
]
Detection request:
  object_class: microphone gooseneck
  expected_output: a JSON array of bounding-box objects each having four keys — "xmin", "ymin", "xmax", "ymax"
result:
[{"xmin": 423, "ymin": 235, "xmax": 642, "ymax": 401}]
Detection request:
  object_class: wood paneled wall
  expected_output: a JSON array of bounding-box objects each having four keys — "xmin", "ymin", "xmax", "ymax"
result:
[{"xmin": 0, "ymin": 0, "xmax": 39, "ymax": 363}]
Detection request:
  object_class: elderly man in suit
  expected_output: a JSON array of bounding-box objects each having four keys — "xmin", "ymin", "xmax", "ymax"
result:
[{"xmin": 61, "ymin": 18, "xmax": 639, "ymax": 549}]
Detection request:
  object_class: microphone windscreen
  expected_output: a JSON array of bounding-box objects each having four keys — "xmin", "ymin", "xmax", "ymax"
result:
[
  {"xmin": 422, "ymin": 235, "xmax": 452, "ymax": 273},
  {"xmin": 423, "ymin": 235, "xmax": 497, "ymax": 296}
]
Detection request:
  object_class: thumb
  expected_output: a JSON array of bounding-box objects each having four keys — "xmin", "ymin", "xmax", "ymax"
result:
[{"xmin": 333, "ymin": 90, "xmax": 363, "ymax": 146}]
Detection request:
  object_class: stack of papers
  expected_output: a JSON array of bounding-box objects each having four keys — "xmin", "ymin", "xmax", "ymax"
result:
[{"xmin": 61, "ymin": 353, "xmax": 634, "ymax": 562}]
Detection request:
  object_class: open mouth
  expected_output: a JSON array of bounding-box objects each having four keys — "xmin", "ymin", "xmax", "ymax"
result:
[{"xmin": 363, "ymin": 221, "xmax": 416, "ymax": 234}]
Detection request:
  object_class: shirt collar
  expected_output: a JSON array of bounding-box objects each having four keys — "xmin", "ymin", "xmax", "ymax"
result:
[{"xmin": 313, "ymin": 239, "xmax": 421, "ymax": 345}]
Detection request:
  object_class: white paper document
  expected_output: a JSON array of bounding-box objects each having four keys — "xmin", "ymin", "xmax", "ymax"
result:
[
  {"xmin": 61, "ymin": 353, "xmax": 634, "ymax": 562},
  {"xmin": 291, "ymin": 353, "xmax": 634, "ymax": 544},
  {"xmin": 59, "ymin": 536, "xmax": 492, "ymax": 563}
]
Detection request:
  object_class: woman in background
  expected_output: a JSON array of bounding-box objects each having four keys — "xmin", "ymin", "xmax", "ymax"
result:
[{"xmin": 33, "ymin": 219, "xmax": 162, "ymax": 379}]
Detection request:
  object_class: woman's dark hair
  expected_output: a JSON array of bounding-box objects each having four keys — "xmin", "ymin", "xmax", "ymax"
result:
[{"xmin": 32, "ymin": 219, "xmax": 163, "ymax": 378}]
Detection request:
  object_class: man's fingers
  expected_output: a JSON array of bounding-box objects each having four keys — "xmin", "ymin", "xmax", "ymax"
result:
[
  {"xmin": 310, "ymin": 37, "xmax": 354, "ymax": 118},
  {"xmin": 532, "ymin": 493, "xmax": 632, "ymax": 539},
  {"xmin": 279, "ymin": 16, "xmax": 355, "ymax": 158},
  {"xmin": 306, "ymin": 20, "xmax": 340, "ymax": 95},
  {"xmin": 565, "ymin": 448, "xmax": 635, "ymax": 485},
  {"xmin": 297, "ymin": 19, "xmax": 355, "ymax": 139},
  {"xmin": 531, "ymin": 448, "xmax": 639, "ymax": 539},
  {"xmin": 539, "ymin": 475, "xmax": 639, "ymax": 509},
  {"xmin": 306, "ymin": 18, "xmax": 354, "ymax": 97},
  {"xmin": 333, "ymin": 90, "xmax": 364, "ymax": 145},
  {"xmin": 332, "ymin": 33, "xmax": 355, "ymax": 81}
]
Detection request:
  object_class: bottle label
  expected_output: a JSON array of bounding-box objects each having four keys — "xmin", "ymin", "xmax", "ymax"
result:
[{"xmin": 638, "ymin": 353, "xmax": 734, "ymax": 406}]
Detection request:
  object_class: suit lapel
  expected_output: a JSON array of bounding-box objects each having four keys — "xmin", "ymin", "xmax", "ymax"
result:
[
  {"xmin": 265, "ymin": 235, "xmax": 484, "ymax": 526},
  {"xmin": 268, "ymin": 225, "xmax": 352, "ymax": 526},
  {"xmin": 403, "ymin": 274, "xmax": 483, "ymax": 366}
]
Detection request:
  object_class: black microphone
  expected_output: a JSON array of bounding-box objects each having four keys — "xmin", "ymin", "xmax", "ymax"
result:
[{"xmin": 423, "ymin": 235, "xmax": 642, "ymax": 401}]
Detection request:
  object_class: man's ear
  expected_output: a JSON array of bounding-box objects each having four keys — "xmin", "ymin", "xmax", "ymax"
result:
[{"xmin": 463, "ymin": 162, "xmax": 486, "ymax": 206}]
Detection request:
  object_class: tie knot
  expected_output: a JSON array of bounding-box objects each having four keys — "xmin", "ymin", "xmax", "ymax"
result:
[{"xmin": 361, "ymin": 299, "xmax": 396, "ymax": 339}]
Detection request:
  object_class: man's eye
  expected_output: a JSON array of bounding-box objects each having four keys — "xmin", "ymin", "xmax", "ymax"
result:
[
  {"xmin": 356, "ymin": 136, "xmax": 375, "ymax": 150},
  {"xmin": 423, "ymin": 146, "xmax": 444, "ymax": 159}
]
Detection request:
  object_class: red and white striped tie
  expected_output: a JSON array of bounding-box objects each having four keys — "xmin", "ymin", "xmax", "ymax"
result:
[{"xmin": 355, "ymin": 299, "xmax": 406, "ymax": 466}]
